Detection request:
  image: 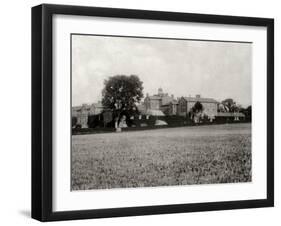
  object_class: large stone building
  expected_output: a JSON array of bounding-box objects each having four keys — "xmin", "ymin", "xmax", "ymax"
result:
[
  {"xmin": 72, "ymin": 102, "xmax": 103, "ymax": 128},
  {"xmin": 143, "ymin": 88, "xmax": 177, "ymax": 115},
  {"xmin": 143, "ymin": 90, "xmax": 218, "ymax": 118},
  {"xmin": 177, "ymin": 95, "xmax": 218, "ymax": 118}
]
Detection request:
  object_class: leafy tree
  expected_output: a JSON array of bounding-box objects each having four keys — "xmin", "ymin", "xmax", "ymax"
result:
[
  {"xmin": 71, "ymin": 117, "xmax": 77, "ymax": 127},
  {"xmin": 192, "ymin": 101, "xmax": 203, "ymax": 113},
  {"xmin": 190, "ymin": 101, "xmax": 203, "ymax": 124},
  {"xmin": 221, "ymin": 98, "xmax": 239, "ymax": 112},
  {"xmin": 102, "ymin": 75, "xmax": 144, "ymax": 124},
  {"xmin": 247, "ymin": 105, "xmax": 252, "ymax": 112},
  {"xmin": 245, "ymin": 105, "xmax": 252, "ymax": 121},
  {"xmin": 218, "ymin": 103, "xmax": 226, "ymax": 112},
  {"xmin": 247, "ymin": 106, "xmax": 252, "ymax": 119}
]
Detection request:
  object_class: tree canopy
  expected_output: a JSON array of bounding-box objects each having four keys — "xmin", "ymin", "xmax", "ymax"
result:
[
  {"xmin": 221, "ymin": 98, "xmax": 239, "ymax": 112},
  {"xmin": 192, "ymin": 101, "xmax": 203, "ymax": 113},
  {"xmin": 102, "ymin": 75, "xmax": 144, "ymax": 119}
]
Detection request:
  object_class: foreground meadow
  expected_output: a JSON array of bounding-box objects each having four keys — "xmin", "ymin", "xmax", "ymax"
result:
[{"xmin": 71, "ymin": 123, "xmax": 251, "ymax": 190}]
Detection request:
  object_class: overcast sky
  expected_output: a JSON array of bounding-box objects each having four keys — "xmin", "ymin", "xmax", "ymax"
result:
[{"xmin": 72, "ymin": 35, "xmax": 252, "ymax": 107}]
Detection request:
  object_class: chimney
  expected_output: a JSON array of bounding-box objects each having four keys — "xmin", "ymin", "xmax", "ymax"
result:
[
  {"xmin": 158, "ymin": 88, "xmax": 163, "ymax": 95},
  {"xmin": 146, "ymin": 93, "xmax": 149, "ymax": 97},
  {"xmin": 171, "ymin": 94, "xmax": 174, "ymax": 99},
  {"xmin": 196, "ymin": 94, "xmax": 201, "ymax": 98}
]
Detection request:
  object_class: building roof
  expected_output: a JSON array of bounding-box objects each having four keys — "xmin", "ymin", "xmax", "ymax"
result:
[
  {"xmin": 161, "ymin": 100, "xmax": 178, "ymax": 106},
  {"xmin": 182, "ymin": 97, "xmax": 218, "ymax": 103},
  {"xmin": 147, "ymin": 95, "xmax": 162, "ymax": 100}
]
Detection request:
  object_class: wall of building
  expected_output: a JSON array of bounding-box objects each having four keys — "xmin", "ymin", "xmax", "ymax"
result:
[
  {"xmin": 187, "ymin": 101, "xmax": 217, "ymax": 117},
  {"xmin": 149, "ymin": 99, "xmax": 161, "ymax": 110},
  {"xmin": 72, "ymin": 103, "xmax": 104, "ymax": 128},
  {"xmin": 178, "ymin": 98, "xmax": 188, "ymax": 116},
  {"xmin": 178, "ymin": 98, "xmax": 218, "ymax": 117}
]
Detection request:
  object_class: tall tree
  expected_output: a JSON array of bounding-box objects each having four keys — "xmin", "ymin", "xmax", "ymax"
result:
[
  {"xmin": 102, "ymin": 75, "xmax": 144, "ymax": 122},
  {"xmin": 221, "ymin": 98, "xmax": 238, "ymax": 112},
  {"xmin": 192, "ymin": 101, "xmax": 203, "ymax": 113},
  {"xmin": 246, "ymin": 105, "xmax": 252, "ymax": 121}
]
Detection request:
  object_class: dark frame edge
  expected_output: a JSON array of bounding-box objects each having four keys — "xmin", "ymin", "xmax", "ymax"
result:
[
  {"xmin": 41, "ymin": 3, "xmax": 273, "ymax": 26},
  {"xmin": 31, "ymin": 3, "xmax": 274, "ymax": 222},
  {"xmin": 31, "ymin": 4, "xmax": 43, "ymax": 221},
  {"xmin": 31, "ymin": 4, "xmax": 53, "ymax": 222},
  {"xmin": 46, "ymin": 199, "xmax": 272, "ymax": 222},
  {"xmin": 266, "ymin": 18, "xmax": 274, "ymax": 207}
]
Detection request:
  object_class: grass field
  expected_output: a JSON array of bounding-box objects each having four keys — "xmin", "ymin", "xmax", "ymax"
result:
[{"xmin": 71, "ymin": 123, "xmax": 251, "ymax": 190}]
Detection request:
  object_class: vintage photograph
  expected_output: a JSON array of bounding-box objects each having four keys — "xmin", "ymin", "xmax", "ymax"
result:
[{"xmin": 71, "ymin": 34, "xmax": 252, "ymax": 191}]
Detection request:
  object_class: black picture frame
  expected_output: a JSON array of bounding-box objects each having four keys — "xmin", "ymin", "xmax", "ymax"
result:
[{"xmin": 32, "ymin": 3, "xmax": 274, "ymax": 222}]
